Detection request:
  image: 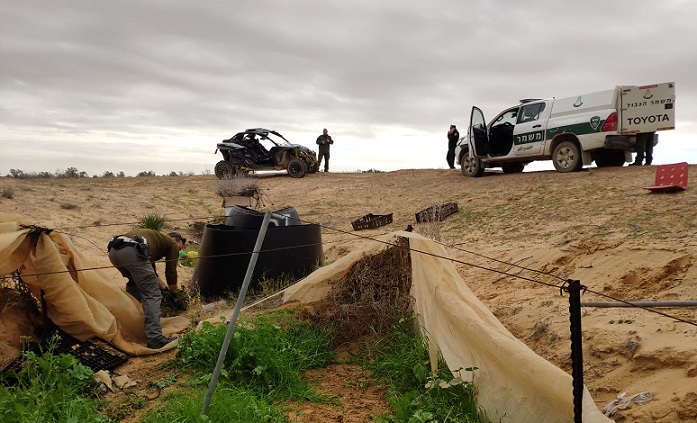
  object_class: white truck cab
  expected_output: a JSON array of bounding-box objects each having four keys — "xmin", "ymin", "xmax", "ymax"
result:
[{"xmin": 457, "ymin": 82, "xmax": 675, "ymax": 176}]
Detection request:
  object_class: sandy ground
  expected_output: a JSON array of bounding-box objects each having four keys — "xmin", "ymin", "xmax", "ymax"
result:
[{"xmin": 1, "ymin": 165, "xmax": 696, "ymax": 422}]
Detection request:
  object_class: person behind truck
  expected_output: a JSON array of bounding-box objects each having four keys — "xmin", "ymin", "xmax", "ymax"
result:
[
  {"xmin": 631, "ymin": 132, "xmax": 655, "ymax": 166},
  {"xmin": 107, "ymin": 229, "xmax": 185, "ymax": 349},
  {"xmin": 316, "ymin": 128, "xmax": 334, "ymax": 172},
  {"xmin": 446, "ymin": 124, "xmax": 459, "ymax": 169}
]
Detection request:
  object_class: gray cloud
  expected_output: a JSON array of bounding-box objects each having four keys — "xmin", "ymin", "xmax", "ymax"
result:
[{"xmin": 1, "ymin": 0, "xmax": 695, "ymax": 176}]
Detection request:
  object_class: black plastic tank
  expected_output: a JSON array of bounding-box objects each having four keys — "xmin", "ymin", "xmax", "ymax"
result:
[
  {"xmin": 225, "ymin": 205, "xmax": 302, "ymax": 228},
  {"xmin": 193, "ymin": 208, "xmax": 322, "ymax": 298}
]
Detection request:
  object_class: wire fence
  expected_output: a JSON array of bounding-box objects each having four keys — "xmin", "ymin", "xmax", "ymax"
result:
[{"xmin": 6, "ymin": 211, "xmax": 694, "ymax": 328}]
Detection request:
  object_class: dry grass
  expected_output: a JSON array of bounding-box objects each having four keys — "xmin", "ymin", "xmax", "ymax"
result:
[
  {"xmin": 2, "ymin": 187, "xmax": 14, "ymax": 199},
  {"xmin": 215, "ymin": 175, "xmax": 261, "ymax": 198}
]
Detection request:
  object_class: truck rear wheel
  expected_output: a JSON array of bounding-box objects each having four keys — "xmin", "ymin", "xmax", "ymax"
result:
[{"xmin": 552, "ymin": 141, "xmax": 583, "ymax": 173}]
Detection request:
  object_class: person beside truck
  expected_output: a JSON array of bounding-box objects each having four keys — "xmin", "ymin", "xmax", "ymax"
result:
[
  {"xmin": 446, "ymin": 124, "xmax": 460, "ymax": 169},
  {"xmin": 631, "ymin": 131, "xmax": 655, "ymax": 166}
]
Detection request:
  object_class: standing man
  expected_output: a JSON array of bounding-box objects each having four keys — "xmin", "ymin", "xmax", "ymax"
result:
[
  {"xmin": 446, "ymin": 124, "xmax": 460, "ymax": 169},
  {"xmin": 631, "ymin": 132, "xmax": 655, "ymax": 166},
  {"xmin": 316, "ymin": 128, "xmax": 334, "ymax": 172},
  {"xmin": 108, "ymin": 229, "xmax": 186, "ymax": 349}
]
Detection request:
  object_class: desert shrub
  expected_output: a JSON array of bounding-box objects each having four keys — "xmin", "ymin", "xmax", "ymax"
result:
[
  {"xmin": 2, "ymin": 187, "xmax": 14, "ymax": 199},
  {"xmin": 0, "ymin": 340, "xmax": 110, "ymax": 422},
  {"xmin": 140, "ymin": 213, "xmax": 166, "ymax": 230},
  {"xmin": 309, "ymin": 238, "xmax": 413, "ymax": 345},
  {"xmin": 216, "ymin": 175, "xmax": 261, "ymax": 198}
]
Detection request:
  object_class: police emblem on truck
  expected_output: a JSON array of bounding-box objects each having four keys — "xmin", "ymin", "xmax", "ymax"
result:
[{"xmin": 590, "ymin": 116, "xmax": 600, "ymax": 130}]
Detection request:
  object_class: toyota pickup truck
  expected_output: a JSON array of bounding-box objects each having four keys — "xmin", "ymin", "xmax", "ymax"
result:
[{"xmin": 456, "ymin": 82, "xmax": 675, "ymax": 176}]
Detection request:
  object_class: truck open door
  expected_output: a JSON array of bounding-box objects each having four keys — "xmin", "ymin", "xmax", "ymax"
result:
[{"xmin": 469, "ymin": 106, "xmax": 488, "ymax": 157}]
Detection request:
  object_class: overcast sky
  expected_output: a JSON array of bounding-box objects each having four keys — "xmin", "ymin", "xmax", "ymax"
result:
[{"xmin": 2, "ymin": 1, "xmax": 695, "ymax": 176}]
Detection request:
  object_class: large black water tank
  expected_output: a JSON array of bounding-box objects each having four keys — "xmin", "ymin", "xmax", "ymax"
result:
[
  {"xmin": 225, "ymin": 205, "xmax": 301, "ymax": 228},
  {"xmin": 192, "ymin": 221, "xmax": 322, "ymax": 298}
]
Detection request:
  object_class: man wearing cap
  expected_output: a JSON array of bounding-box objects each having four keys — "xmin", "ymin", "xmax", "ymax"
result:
[
  {"xmin": 108, "ymin": 229, "xmax": 186, "ymax": 349},
  {"xmin": 446, "ymin": 124, "xmax": 460, "ymax": 169}
]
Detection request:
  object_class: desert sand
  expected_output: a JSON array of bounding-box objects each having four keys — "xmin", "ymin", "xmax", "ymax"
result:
[{"xmin": 1, "ymin": 165, "xmax": 696, "ymax": 421}]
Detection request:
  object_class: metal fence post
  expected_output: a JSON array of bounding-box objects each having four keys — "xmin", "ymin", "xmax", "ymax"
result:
[
  {"xmin": 201, "ymin": 212, "xmax": 271, "ymax": 416},
  {"xmin": 562, "ymin": 279, "xmax": 585, "ymax": 423}
]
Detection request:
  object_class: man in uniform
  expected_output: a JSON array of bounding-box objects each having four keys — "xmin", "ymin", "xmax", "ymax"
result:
[
  {"xmin": 108, "ymin": 229, "xmax": 185, "ymax": 349},
  {"xmin": 446, "ymin": 124, "xmax": 460, "ymax": 169},
  {"xmin": 316, "ymin": 128, "xmax": 334, "ymax": 172},
  {"xmin": 631, "ymin": 132, "xmax": 655, "ymax": 166}
]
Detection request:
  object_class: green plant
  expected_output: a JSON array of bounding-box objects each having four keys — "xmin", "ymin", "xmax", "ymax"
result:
[
  {"xmin": 176, "ymin": 309, "xmax": 334, "ymax": 400},
  {"xmin": 367, "ymin": 318, "xmax": 480, "ymax": 423},
  {"xmin": 141, "ymin": 388, "xmax": 286, "ymax": 423},
  {"xmin": 141, "ymin": 213, "xmax": 166, "ymax": 230},
  {"xmin": 141, "ymin": 309, "xmax": 337, "ymax": 422},
  {"xmin": 0, "ymin": 339, "xmax": 111, "ymax": 422}
]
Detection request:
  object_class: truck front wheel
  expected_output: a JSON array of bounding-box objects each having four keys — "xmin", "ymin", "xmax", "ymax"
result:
[
  {"xmin": 461, "ymin": 154, "xmax": 484, "ymax": 177},
  {"xmin": 552, "ymin": 141, "xmax": 583, "ymax": 173}
]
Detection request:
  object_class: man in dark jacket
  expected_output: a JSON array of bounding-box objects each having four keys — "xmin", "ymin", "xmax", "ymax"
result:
[
  {"xmin": 108, "ymin": 229, "xmax": 185, "ymax": 349},
  {"xmin": 446, "ymin": 124, "xmax": 459, "ymax": 169},
  {"xmin": 316, "ymin": 128, "xmax": 334, "ymax": 172}
]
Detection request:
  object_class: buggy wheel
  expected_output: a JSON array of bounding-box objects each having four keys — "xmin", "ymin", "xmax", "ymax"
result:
[
  {"xmin": 214, "ymin": 161, "xmax": 234, "ymax": 179},
  {"xmin": 287, "ymin": 158, "xmax": 308, "ymax": 178},
  {"xmin": 307, "ymin": 162, "xmax": 319, "ymax": 174}
]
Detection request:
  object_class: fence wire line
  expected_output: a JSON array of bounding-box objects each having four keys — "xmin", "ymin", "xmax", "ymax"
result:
[{"xmin": 13, "ymin": 213, "xmax": 697, "ymax": 328}]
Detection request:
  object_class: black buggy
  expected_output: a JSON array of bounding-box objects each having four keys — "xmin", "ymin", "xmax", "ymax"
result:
[{"xmin": 214, "ymin": 128, "xmax": 319, "ymax": 179}]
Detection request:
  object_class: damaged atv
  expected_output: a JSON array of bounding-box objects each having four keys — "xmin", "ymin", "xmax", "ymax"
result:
[{"xmin": 214, "ymin": 128, "xmax": 318, "ymax": 179}]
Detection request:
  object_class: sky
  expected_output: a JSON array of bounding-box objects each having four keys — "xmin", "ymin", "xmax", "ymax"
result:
[{"xmin": 2, "ymin": 1, "xmax": 696, "ymax": 177}]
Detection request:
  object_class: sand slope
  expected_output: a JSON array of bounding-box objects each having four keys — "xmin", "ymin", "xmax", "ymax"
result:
[{"xmin": 1, "ymin": 165, "xmax": 696, "ymax": 421}]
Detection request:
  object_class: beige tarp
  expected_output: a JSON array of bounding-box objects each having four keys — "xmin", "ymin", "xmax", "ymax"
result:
[
  {"xmin": 284, "ymin": 231, "xmax": 612, "ymax": 423},
  {"xmin": 0, "ymin": 213, "xmax": 188, "ymax": 356}
]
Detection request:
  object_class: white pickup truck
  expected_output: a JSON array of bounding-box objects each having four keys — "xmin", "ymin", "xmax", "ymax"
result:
[{"xmin": 456, "ymin": 82, "xmax": 675, "ymax": 176}]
